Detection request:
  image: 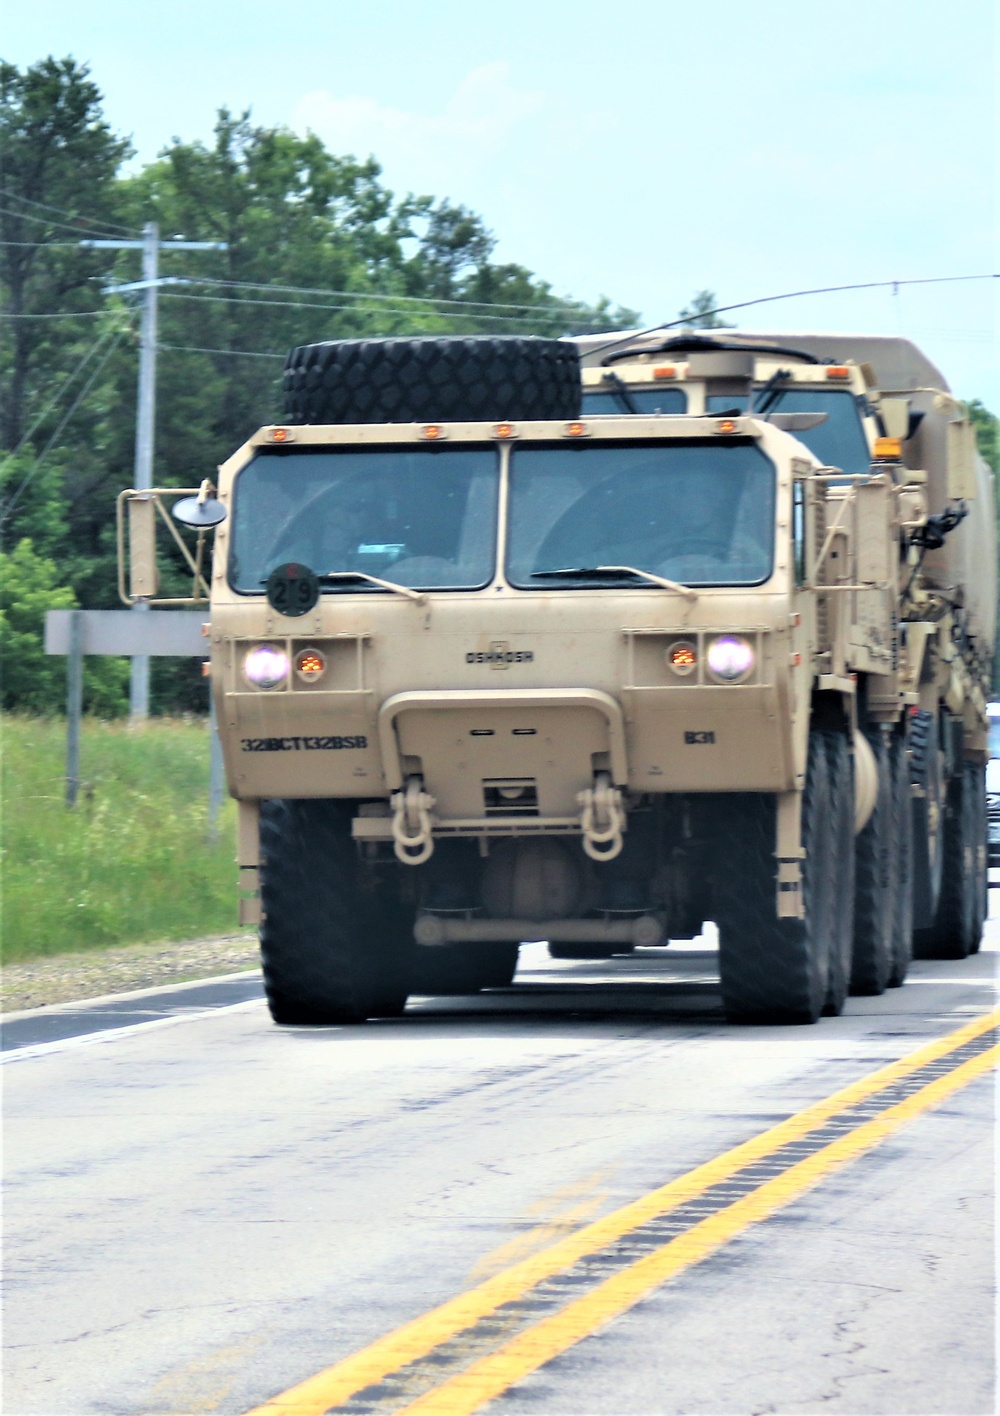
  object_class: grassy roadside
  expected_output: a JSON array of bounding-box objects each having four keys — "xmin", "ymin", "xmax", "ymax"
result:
[{"xmin": 1, "ymin": 714, "xmax": 246, "ymax": 962}]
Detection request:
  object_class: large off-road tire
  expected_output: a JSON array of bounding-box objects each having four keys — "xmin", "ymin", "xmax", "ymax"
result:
[
  {"xmin": 410, "ymin": 942, "xmax": 519, "ymax": 995},
  {"xmin": 823, "ymin": 729, "xmax": 855, "ymax": 1016},
  {"xmin": 282, "ymin": 336, "xmax": 581, "ymax": 426},
  {"xmin": 910, "ymin": 708, "xmax": 944, "ymax": 929},
  {"xmin": 715, "ymin": 731, "xmax": 833, "ymax": 1025},
  {"xmin": 850, "ymin": 729, "xmax": 894, "ymax": 996},
  {"xmin": 887, "ymin": 727, "xmax": 914, "ymax": 986},
  {"xmin": 914, "ymin": 765, "xmax": 981, "ymax": 959},
  {"xmin": 968, "ymin": 763, "xmax": 988, "ymax": 953},
  {"xmin": 259, "ymin": 799, "xmax": 413, "ymax": 1023}
]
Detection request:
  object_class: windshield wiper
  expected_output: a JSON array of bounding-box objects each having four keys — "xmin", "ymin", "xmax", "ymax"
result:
[
  {"xmin": 600, "ymin": 371, "xmax": 640, "ymax": 414},
  {"xmin": 319, "ymin": 570, "xmax": 425, "ymax": 602},
  {"xmin": 531, "ymin": 566, "xmax": 697, "ymax": 601},
  {"xmin": 753, "ymin": 368, "xmax": 791, "ymax": 417}
]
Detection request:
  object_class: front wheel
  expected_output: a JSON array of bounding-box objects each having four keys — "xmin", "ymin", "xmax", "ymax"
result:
[
  {"xmin": 259, "ymin": 800, "xmax": 413, "ymax": 1024},
  {"xmin": 715, "ymin": 731, "xmax": 833, "ymax": 1025}
]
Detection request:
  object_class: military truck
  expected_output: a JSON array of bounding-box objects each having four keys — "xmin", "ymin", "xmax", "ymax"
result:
[
  {"xmin": 117, "ymin": 331, "xmax": 994, "ymax": 1026},
  {"xmin": 576, "ymin": 328, "xmax": 995, "ymax": 965}
]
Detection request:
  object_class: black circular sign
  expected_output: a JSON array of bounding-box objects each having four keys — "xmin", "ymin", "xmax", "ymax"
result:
[{"xmin": 266, "ymin": 562, "xmax": 319, "ymax": 617}]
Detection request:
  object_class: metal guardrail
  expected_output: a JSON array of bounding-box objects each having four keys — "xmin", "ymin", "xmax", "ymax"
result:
[{"xmin": 44, "ymin": 610, "xmax": 223, "ymax": 833}]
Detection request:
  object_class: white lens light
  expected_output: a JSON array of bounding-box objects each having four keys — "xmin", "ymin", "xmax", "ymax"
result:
[
  {"xmin": 243, "ymin": 644, "xmax": 289, "ymax": 689},
  {"xmin": 707, "ymin": 635, "xmax": 754, "ymax": 682}
]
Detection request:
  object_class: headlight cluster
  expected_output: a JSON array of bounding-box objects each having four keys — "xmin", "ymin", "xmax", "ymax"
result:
[
  {"xmin": 241, "ymin": 645, "xmax": 328, "ymax": 690},
  {"xmin": 665, "ymin": 634, "xmax": 756, "ymax": 683}
]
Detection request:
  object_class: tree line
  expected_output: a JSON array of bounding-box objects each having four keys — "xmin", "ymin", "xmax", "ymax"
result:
[{"xmin": 1, "ymin": 57, "xmax": 997, "ymax": 714}]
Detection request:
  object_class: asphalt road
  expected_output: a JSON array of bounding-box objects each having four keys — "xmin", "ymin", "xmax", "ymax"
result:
[{"xmin": 3, "ymin": 903, "xmax": 997, "ymax": 1416}]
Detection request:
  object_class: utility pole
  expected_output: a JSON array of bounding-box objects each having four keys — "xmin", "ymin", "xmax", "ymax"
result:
[{"xmin": 81, "ymin": 225, "xmax": 227, "ymax": 719}]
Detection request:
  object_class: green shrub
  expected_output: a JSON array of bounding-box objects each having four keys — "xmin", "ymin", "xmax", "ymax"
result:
[{"xmin": 1, "ymin": 714, "xmax": 242, "ymax": 960}]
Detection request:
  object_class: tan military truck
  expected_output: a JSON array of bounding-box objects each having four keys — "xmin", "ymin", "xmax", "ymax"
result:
[
  {"xmin": 577, "ymin": 328, "xmax": 995, "ymax": 969},
  {"xmin": 118, "ymin": 332, "xmax": 993, "ymax": 1026}
]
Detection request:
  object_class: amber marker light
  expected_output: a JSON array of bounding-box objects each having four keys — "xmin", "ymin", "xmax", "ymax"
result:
[
  {"xmin": 269, "ymin": 427, "xmax": 293, "ymax": 442},
  {"xmin": 653, "ymin": 365, "xmax": 677, "ymax": 380},
  {"xmin": 668, "ymin": 640, "xmax": 697, "ymax": 675},
  {"xmin": 494, "ymin": 422, "xmax": 515, "ymax": 438},
  {"xmin": 295, "ymin": 648, "xmax": 327, "ymax": 682},
  {"xmin": 421, "ymin": 424, "xmax": 443, "ymax": 440},
  {"xmin": 874, "ymin": 436, "xmax": 902, "ymax": 460},
  {"xmin": 716, "ymin": 419, "xmax": 738, "ymax": 434},
  {"xmin": 565, "ymin": 421, "xmax": 587, "ymax": 437},
  {"xmin": 826, "ymin": 366, "xmax": 850, "ymax": 380}
]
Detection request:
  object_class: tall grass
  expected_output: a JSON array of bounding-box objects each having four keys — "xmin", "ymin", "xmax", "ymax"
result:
[{"xmin": 1, "ymin": 715, "xmax": 243, "ymax": 961}]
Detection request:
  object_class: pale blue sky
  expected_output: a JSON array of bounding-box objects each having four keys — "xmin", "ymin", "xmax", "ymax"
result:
[{"xmin": 8, "ymin": 0, "xmax": 998, "ymax": 402}]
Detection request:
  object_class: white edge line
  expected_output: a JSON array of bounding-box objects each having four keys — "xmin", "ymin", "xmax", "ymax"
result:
[
  {"xmin": 1, "ymin": 968, "xmax": 261, "ymax": 1022},
  {"xmin": 1, "ymin": 998, "xmax": 267, "ymax": 1063}
]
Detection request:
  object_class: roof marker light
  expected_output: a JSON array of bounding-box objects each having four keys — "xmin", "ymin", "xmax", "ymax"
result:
[
  {"xmin": 494, "ymin": 422, "xmax": 515, "ymax": 438},
  {"xmin": 269, "ymin": 427, "xmax": 294, "ymax": 442},
  {"xmin": 717, "ymin": 419, "xmax": 738, "ymax": 434},
  {"xmin": 826, "ymin": 366, "xmax": 851, "ymax": 380},
  {"xmin": 653, "ymin": 365, "xmax": 677, "ymax": 380},
  {"xmin": 565, "ymin": 421, "xmax": 588, "ymax": 437},
  {"xmin": 421, "ymin": 424, "xmax": 444, "ymax": 440}
]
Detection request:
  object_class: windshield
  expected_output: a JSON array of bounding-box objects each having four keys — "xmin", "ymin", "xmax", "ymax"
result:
[
  {"xmin": 582, "ymin": 387, "xmax": 687, "ymax": 415},
  {"xmin": 229, "ymin": 447, "xmax": 498, "ymax": 592},
  {"xmin": 506, "ymin": 440, "xmax": 775, "ymax": 589},
  {"xmin": 706, "ymin": 387, "xmax": 871, "ymax": 473}
]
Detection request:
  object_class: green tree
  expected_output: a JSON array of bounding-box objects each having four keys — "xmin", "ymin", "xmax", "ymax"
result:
[
  {"xmin": 0, "ymin": 58, "xmax": 133, "ymax": 450},
  {"xmin": 0, "ymin": 538, "xmax": 128, "ymax": 714},
  {"xmin": 677, "ymin": 289, "xmax": 734, "ymax": 330}
]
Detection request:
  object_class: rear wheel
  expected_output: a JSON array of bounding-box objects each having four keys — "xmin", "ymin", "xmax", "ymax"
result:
[
  {"xmin": 887, "ymin": 727, "xmax": 914, "ymax": 987},
  {"xmin": 968, "ymin": 763, "xmax": 988, "ymax": 953},
  {"xmin": 915, "ymin": 765, "xmax": 981, "ymax": 959},
  {"xmin": 851, "ymin": 729, "xmax": 894, "ymax": 996},
  {"xmin": 910, "ymin": 708, "xmax": 944, "ymax": 929},
  {"xmin": 715, "ymin": 731, "xmax": 833, "ymax": 1025},
  {"xmin": 259, "ymin": 800, "xmax": 413, "ymax": 1024},
  {"xmin": 823, "ymin": 729, "xmax": 855, "ymax": 1016}
]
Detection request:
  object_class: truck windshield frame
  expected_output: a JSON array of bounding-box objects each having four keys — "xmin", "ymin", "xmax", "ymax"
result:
[
  {"xmin": 705, "ymin": 387, "xmax": 871, "ymax": 474},
  {"xmin": 228, "ymin": 445, "xmax": 499, "ymax": 594},
  {"xmin": 505, "ymin": 438, "xmax": 776, "ymax": 590}
]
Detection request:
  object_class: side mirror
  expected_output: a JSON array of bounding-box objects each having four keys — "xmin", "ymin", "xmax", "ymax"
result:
[{"xmin": 172, "ymin": 494, "xmax": 227, "ymax": 528}]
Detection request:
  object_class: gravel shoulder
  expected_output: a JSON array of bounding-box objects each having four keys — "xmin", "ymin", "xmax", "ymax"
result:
[{"xmin": 1, "ymin": 933, "xmax": 259, "ymax": 1013}]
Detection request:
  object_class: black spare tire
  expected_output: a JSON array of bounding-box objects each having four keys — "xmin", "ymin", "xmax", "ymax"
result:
[{"xmin": 282, "ymin": 335, "xmax": 581, "ymax": 426}]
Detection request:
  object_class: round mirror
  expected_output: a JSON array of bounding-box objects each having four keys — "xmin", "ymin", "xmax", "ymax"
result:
[{"xmin": 172, "ymin": 495, "xmax": 227, "ymax": 528}]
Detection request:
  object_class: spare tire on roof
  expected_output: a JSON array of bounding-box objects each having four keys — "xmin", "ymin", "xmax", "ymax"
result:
[{"xmin": 282, "ymin": 335, "xmax": 581, "ymax": 425}]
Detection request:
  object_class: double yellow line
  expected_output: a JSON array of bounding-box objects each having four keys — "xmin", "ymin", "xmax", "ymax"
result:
[{"xmin": 247, "ymin": 1009, "xmax": 999, "ymax": 1416}]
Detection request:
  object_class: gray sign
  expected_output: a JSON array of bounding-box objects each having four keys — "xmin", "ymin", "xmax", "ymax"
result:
[{"xmin": 45, "ymin": 610, "xmax": 207, "ymax": 657}]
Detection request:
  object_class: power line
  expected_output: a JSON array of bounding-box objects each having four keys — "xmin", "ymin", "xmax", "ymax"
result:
[
  {"xmin": 181, "ymin": 275, "xmax": 609, "ymax": 317},
  {"xmin": 0, "ymin": 309, "xmax": 111, "ymax": 319},
  {"xmin": 0, "ymin": 190, "xmax": 141, "ymax": 237},
  {"xmin": 14, "ymin": 317, "xmax": 137, "ymax": 454},
  {"xmin": 156, "ymin": 288, "xmax": 594, "ymax": 327},
  {"xmin": 0, "ymin": 202, "xmax": 137, "ymax": 243},
  {"xmin": 1, "ymin": 325, "xmax": 132, "ymax": 528},
  {"xmin": 158, "ymin": 341, "xmax": 285, "ymax": 360},
  {"xmin": 587, "ymin": 273, "xmax": 1000, "ymax": 360}
]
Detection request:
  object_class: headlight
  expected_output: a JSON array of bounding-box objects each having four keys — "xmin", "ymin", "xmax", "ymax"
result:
[
  {"xmin": 707, "ymin": 635, "xmax": 754, "ymax": 683},
  {"xmin": 243, "ymin": 644, "xmax": 289, "ymax": 689}
]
